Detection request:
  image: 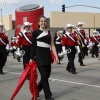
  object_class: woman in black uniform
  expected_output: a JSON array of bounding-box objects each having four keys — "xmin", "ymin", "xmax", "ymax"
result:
[
  {"xmin": 30, "ymin": 15, "xmax": 59, "ymax": 100},
  {"xmin": 54, "ymin": 30, "xmax": 62, "ymax": 64}
]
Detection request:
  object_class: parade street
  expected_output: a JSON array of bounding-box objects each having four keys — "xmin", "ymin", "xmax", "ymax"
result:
[{"xmin": 0, "ymin": 54, "xmax": 100, "ymax": 100}]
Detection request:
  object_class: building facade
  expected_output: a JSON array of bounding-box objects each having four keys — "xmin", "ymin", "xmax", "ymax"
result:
[{"xmin": 50, "ymin": 11, "xmax": 100, "ymax": 35}]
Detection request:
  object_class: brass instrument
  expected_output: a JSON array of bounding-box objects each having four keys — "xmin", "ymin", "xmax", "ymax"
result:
[
  {"xmin": 76, "ymin": 30, "xmax": 85, "ymax": 59},
  {"xmin": 58, "ymin": 48, "xmax": 71, "ymax": 57},
  {"xmin": 14, "ymin": 50, "xmax": 25, "ymax": 58},
  {"xmin": 97, "ymin": 44, "xmax": 100, "ymax": 48},
  {"xmin": 87, "ymin": 42, "xmax": 95, "ymax": 50}
]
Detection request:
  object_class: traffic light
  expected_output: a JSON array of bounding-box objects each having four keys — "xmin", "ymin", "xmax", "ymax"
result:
[{"xmin": 62, "ymin": 4, "xmax": 65, "ymax": 12}]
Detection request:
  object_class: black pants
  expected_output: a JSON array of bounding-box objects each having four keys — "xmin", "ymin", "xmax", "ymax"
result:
[
  {"xmin": 12, "ymin": 49, "xmax": 16, "ymax": 58},
  {"xmin": 55, "ymin": 44, "xmax": 62, "ymax": 61},
  {"xmin": 23, "ymin": 54, "xmax": 30, "ymax": 69},
  {"xmin": 38, "ymin": 65, "xmax": 52, "ymax": 98},
  {"xmin": 85, "ymin": 44, "xmax": 88, "ymax": 56},
  {"xmin": 0, "ymin": 47, "xmax": 7, "ymax": 72},
  {"xmin": 91, "ymin": 43, "xmax": 98, "ymax": 57},
  {"xmin": 66, "ymin": 46, "xmax": 76, "ymax": 71},
  {"xmin": 78, "ymin": 42, "xmax": 86, "ymax": 64},
  {"xmin": 4, "ymin": 50, "xmax": 8, "ymax": 65},
  {"xmin": 22, "ymin": 45, "xmax": 31, "ymax": 69}
]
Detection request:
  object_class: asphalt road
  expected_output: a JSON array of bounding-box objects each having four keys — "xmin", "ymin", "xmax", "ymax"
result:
[{"xmin": 0, "ymin": 53, "xmax": 100, "ymax": 100}]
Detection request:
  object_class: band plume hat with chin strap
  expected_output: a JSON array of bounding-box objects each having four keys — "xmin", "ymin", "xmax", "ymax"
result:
[
  {"xmin": 20, "ymin": 22, "xmax": 33, "ymax": 32},
  {"xmin": 0, "ymin": 23, "xmax": 5, "ymax": 32},
  {"xmin": 15, "ymin": 22, "xmax": 33, "ymax": 58},
  {"xmin": 64, "ymin": 24, "xmax": 75, "ymax": 30},
  {"xmin": 77, "ymin": 22, "xmax": 84, "ymax": 26}
]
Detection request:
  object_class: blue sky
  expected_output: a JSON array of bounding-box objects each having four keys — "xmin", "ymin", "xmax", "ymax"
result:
[{"xmin": 1, "ymin": 0, "xmax": 100, "ymax": 20}]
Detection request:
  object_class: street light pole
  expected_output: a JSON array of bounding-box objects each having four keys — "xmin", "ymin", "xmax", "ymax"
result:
[
  {"xmin": 0, "ymin": 9, "xmax": 2, "ymax": 23},
  {"xmin": 94, "ymin": 13, "xmax": 95, "ymax": 30}
]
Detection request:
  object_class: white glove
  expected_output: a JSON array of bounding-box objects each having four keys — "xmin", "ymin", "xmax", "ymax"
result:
[
  {"xmin": 17, "ymin": 48, "xmax": 20, "ymax": 52},
  {"xmin": 84, "ymin": 39, "xmax": 87, "ymax": 44},
  {"xmin": 16, "ymin": 48, "xmax": 21, "ymax": 56},
  {"xmin": 78, "ymin": 41, "xmax": 80, "ymax": 45},
  {"xmin": 6, "ymin": 44, "xmax": 9, "ymax": 50},
  {"xmin": 15, "ymin": 52, "xmax": 21, "ymax": 57},
  {"xmin": 76, "ymin": 46, "xmax": 80, "ymax": 53},
  {"xmin": 92, "ymin": 42, "xmax": 95, "ymax": 46},
  {"xmin": 58, "ymin": 52, "xmax": 65, "ymax": 57},
  {"xmin": 13, "ymin": 46, "xmax": 16, "ymax": 49},
  {"xmin": 87, "ymin": 42, "xmax": 92, "ymax": 48},
  {"xmin": 62, "ymin": 46, "xmax": 66, "ymax": 54},
  {"xmin": 76, "ymin": 28, "xmax": 80, "ymax": 31},
  {"xmin": 10, "ymin": 47, "xmax": 13, "ymax": 50}
]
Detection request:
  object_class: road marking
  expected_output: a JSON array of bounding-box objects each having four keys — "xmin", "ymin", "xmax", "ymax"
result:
[
  {"xmin": 5, "ymin": 71, "xmax": 21, "ymax": 75},
  {"xmin": 49, "ymin": 78, "xmax": 100, "ymax": 88},
  {"xmin": 5, "ymin": 71, "xmax": 100, "ymax": 89}
]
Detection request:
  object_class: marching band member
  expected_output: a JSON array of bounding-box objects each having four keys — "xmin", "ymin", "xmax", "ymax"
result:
[
  {"xmin": 16, "ymin": 22, "xmax": 33, "ymax": 69},
  {"xmin": 54, "ymin": 30, "xmax": 62, "ymax": 64},
  {"xmin": 90, "ymin": 31, "xmax": 99, "ymax": 58},
  {"xmin": 96, "ymin": 31, "xmax": 100, "ymax": 42},
  {"xmin": 62, "ymin": 24, "xmax": 80, "ymax": 74},
  {"xmin": 96, "ymin": 31, "xmax": 100, "ymax": 55},
  {"xmin": 74, "ymin": 22, "xmax": 87, "ymax": 66},
  {"xmin": 0, "ymin": 23, "xmax": 9, "ymax": 74},
  {"xmin": 10, "ymin": 37, "xmax": 17, "ymax": 59},
  {"xmin": 15, "ymin": 36, "xmax": 22, "ymax": 62},
  {"xmin": 59, "ymin": 30, "xmax": 67, "ymax": 56},
  {"xmin": 59, "ymin": 30, "xmax": 64, "ymax": 60},
  {"xmin": 30, "ymin": 15, "xmax": 59, "ymax": 100}
]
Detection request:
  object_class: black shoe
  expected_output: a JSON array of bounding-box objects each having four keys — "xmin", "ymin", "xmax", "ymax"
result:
[
  {"xmin": 26, "ymin": 77, "xmax": 29, "ymax": 80},
  {"xmin": 50, "ymin": 92, "xmax": 52, "ymax": 96},
  {"xmin": 45, "ymin": 97, "xmax": 54, "ymax": 100},
  {"xmin": 86, "ymin": 54, "xmax": 88, "ymax": 56},
  {"xmin": 38, "ymin": 91, "xmax": 39, "ymax": 97},
  {"xmin": 66, "ymin": 66, "xmax": 71, "ymax": 72},
  {"xmin": 26, "ymin": 75, "xmax": 30, "ymax": 80},
  {"xmin": 0, "ymin": 71, "xmax": 4, "ymax": 75},
  {"xmin": 71, "ymin": 71, "xmax": 77, "ymax": 74},
  {"xmin": 17, "ymin": 58, "xmax": 21, "ymax": 62},
  {"xmin": 91, "ymin": 56, "xmax": 95, "ymax": 58},
  {"xmin": 80, "ymin": 64, "xmax": 85, "ymax": 66},
  {"xmin": 57, "ymin": 62, "xmax": 61, "ymax": 64},
  {"xmin": 66, "ymin": 68, "xmax": 71, "ymax": 72},
  {"xmin": 78, "ymin": 60, "xmax": 80, "ymax": 63},
  {"xmin": 38, "ymin": 87, "xmax": 43, "ymax": 97},
  {"xmin": 13, "ymin": 56, "xmax": 15, "ymax": 59}
]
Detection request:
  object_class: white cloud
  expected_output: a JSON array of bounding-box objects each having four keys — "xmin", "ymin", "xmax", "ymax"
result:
[{"xmin": 49, "ymin": 0, "xmax": 63, "ymax": 4}]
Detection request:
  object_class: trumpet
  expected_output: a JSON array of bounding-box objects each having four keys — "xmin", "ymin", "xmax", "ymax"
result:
[
  {"xmin": 58, "ymin": 48, "xmax": 71, "ymax": 57},
  {"xmin": 14, "ymin": 50, "xmax": 25, "ymax": 58}
]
